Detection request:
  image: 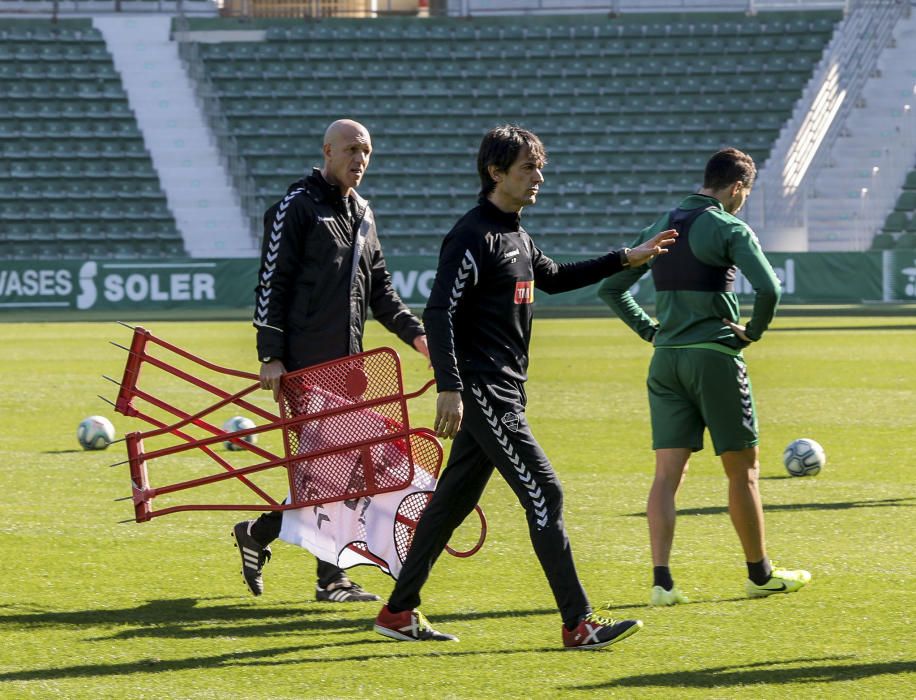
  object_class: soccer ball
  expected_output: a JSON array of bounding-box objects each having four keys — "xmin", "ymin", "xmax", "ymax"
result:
[
  {"xmin": 222, "ymin": 416, "xmax": 257, "ymax": 451},
  {"xmin": 783, "ymin": 438, "xmax": 826, "ymax": 477},
  {"xmin": 77, "ymin": 415, "xmax": 116, "ymax": 451}
]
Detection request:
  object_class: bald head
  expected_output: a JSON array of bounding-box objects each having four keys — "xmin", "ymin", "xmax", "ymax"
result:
[
  {"xmin": 321, "ymin": 119, "xmax": 372, "ymax": 196},
  {"xmin": 324, "ymin": 119, "xmax": 369, "ymax": 147}
]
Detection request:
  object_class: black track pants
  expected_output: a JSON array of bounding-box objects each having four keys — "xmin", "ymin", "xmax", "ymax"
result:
[{"xmin": 388, "ymin": 375, "xmax": 590, "ymax": 628}]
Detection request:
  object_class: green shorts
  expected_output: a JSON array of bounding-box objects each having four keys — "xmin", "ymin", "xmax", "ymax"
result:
[{"xmin": 647, "ymin": 346, "xmax": 759, "ymax": 455}]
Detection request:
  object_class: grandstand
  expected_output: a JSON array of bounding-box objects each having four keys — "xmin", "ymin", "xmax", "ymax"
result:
[
  {"xmin": 0, "ymin": 0, "xmax": 914, "ymax": 263},
  {"xmin": 0, "ymin": 19, "xmax": 185, "ymax": 259},
  {"xmin": 878, "ymin": 168, "xmax": 916, "ymax": 250},
  {"xmin": 189, "ymin": 11, "xmax": 840, "ymax": 254}
]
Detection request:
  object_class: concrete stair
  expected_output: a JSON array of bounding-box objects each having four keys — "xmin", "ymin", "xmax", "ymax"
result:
[
  {"xmin": 94, "ymin": 15, "xmax": 257, "ymax": 258},
  {"xmin": 804, "ymin": 10, "xmax": 916, "ymax": 251}
]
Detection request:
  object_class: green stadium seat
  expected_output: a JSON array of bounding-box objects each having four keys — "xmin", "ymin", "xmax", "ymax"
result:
[
  {"xmin": 870, "ymin": 232, "xmax": 896, "ymax": 250},
  {"xmin": 896, "ymin": 232, "xmax": 916, "ymax": 249},
  {"xmin": 894, "ymin": 191, "xmax": 916, "ymax": 212},
  {"xmin": 883, "ymin": 211, "xmax": 908, "ymax": 232}
]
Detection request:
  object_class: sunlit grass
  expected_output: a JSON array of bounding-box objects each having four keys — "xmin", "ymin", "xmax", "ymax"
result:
[{"xmin": 0, "ymin": 316, "xmax": 913, "ymax": 699}]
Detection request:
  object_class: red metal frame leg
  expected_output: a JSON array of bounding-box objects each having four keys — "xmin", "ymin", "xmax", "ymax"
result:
[{"xmin": 126, "ymin": 432, "xmax": 152, "ymax": 523}]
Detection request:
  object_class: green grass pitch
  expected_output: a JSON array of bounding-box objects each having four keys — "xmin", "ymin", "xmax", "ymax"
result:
[{"xmin": 1, "ymin": 314, "xmax": 914, "ymax": 699}]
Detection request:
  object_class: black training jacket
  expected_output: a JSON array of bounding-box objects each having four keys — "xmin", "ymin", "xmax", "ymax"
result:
[
  {"xmin": 423, "ymin": 197, "xmax": 627, "ymax": 392},
  {"xmin": 253, "ymin": 169, "xmax": 423, "ymax": 370}
]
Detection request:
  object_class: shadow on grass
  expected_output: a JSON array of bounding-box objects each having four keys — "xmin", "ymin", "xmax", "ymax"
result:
[
  {"xmin": 8, "ymin": 643, "xmax": 913, "ymax": 685},
  {"xmin": 625, "ymin": 496, "xmax": 916, "ymax": 518},
  {"xmin": 0, "ymin": 639, "xmax": 568, "ymax": 682},
  {"xmin": 41, "ymin": 449, "xmax": 85, "ymax": 455},
  {"xmin": 0, "ymin": 597, "xmax": 561, "ymax": 641},
  {"xmin": 567, "ymin": 656, "xmax": 916, "ymax": 691},
  {"xmin": 0, "ymin": 602, "xmax": 568, "ymax": 682},
  {"xmin": 0, "ymin": 597, "xmax": 314, "ymax": 629}
]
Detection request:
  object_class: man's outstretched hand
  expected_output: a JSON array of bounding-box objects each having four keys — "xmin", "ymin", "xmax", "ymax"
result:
[{"xmin": 625, "ymin": 228, "xmax": 678, "ymax": 267}]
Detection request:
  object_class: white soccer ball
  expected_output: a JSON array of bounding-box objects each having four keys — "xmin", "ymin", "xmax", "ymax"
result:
[
  {"xmin": 77, "ymin": 415, "xmax": 116, "ymax": 451},
  {"xmin": 783, "ymin": 438, "xmax": 826, "ymax": 477},
  {"xmin": 222, "ymin": 416, "xmax": 257, "ymax": 451}
]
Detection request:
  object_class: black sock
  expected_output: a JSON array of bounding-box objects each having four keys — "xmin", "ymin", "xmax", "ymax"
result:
[
  {"xmin": 653, "ymin": 566, "xmax": 674, "ymax": 591},
  {"xmin": 249, "ymin": 511, "xmax": 282, "ymax": 547},
  {"xmin": 386, "ymin": 602, "xmax": 406, "ymax": 614},
  {"xmin": 747, "ymin": 557, "xmax": 772, "ymax": 585}
]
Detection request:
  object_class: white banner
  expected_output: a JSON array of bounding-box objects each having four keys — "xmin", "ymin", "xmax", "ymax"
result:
[{"xmin": 278, "ymin": 464, "xmax": 436, "ymax": 578}]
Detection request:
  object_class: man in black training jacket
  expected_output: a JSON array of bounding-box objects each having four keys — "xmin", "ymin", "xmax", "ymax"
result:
[
  {"xmin": 232, "ymin": 119, "xmax": 428, "ymax": 604},
  {"xmin": 373, "ymin": 124, "xmax": 677, "ymax": 648}
]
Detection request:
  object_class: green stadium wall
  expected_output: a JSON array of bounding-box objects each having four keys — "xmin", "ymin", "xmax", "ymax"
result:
[{"xmin": 0, "ymin": 252, "xmax": 914, "ymax": 316}]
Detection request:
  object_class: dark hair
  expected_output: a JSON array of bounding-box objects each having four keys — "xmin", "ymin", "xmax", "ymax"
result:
[
  {"xmin": 477, "ymin": 124, "xmax": 547, "ymax": 196},
  {"xmin": 703, "ymin": 148, "xmax": 757, "ymax": 191}
]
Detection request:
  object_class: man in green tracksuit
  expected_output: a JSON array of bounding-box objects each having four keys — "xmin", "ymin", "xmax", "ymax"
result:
[{"xmin": 598, "ymin": 148, "xmax": 811, "ymax": 605}]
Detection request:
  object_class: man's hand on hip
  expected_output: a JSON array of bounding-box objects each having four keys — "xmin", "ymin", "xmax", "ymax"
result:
[{"xmin": 722, "ymin": 317, "xmax": 752, "ymax": 344}]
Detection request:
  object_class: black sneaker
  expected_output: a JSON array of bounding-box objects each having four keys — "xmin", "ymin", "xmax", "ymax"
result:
[
  {"xmin": 231, "ymin": 520, "xmax": 271, "ymax": 596},
  {"xmin": 316, "ymin": 577, "xmax": 381, "ymax": 603}
]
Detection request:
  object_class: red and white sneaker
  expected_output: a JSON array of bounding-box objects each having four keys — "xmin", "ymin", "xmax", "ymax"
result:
[
  {"xmin": 562, "ymin": 609, "xmax": 643, "ymax": 650},
  {"xmin": 374, "ymin": 605, "xmax": 458, "ymax": 642}
]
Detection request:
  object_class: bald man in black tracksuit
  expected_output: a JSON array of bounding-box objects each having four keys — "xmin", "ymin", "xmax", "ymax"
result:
[
  {"xmin": 232, "ymin": 120, "xmax": 427, "ymax": 604},
  {"xmin": 372, "ymin": 125, "xmax": 676, "ymax": 649}
]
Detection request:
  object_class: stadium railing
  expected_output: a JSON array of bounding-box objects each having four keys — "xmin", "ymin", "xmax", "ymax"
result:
[
  {"xmin": 0, "ymin": 0, "xmax": 217, "ymax": 18},
  {"xmin": 214, "ymin": 0, "xmax": 848, "ymax": 20}
]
